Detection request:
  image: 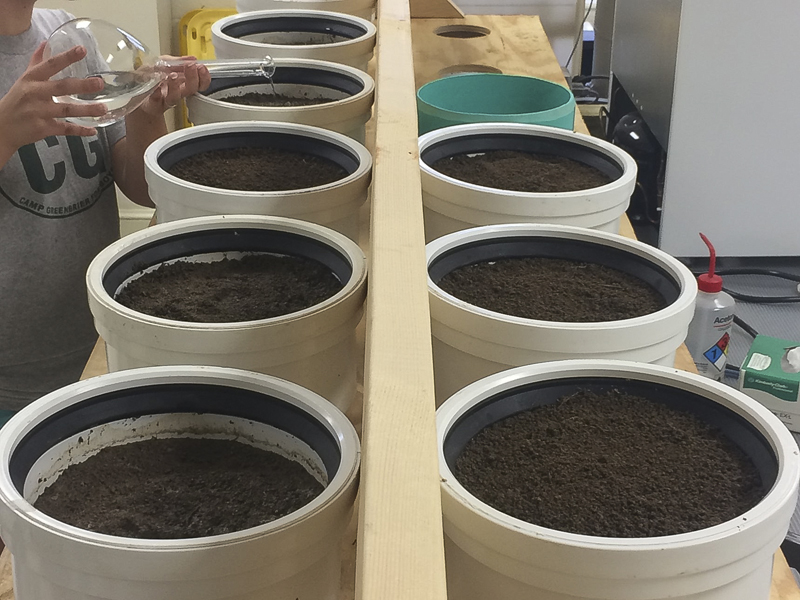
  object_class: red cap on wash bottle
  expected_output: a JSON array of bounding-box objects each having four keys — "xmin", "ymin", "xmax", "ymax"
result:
[{"xmin": 697, "ymin": 233, "xmax": 723, "ymax": 293}]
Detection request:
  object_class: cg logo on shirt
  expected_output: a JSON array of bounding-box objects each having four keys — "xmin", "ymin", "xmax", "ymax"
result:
[{"xmin": 0, "ymin": 135, "xmax": 114, "ymax": 218}]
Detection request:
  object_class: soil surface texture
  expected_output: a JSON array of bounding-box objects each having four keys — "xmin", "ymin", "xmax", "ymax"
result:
[
  {"xmin": 115, "ymin": 254, "xmax": 343, "ymax": 322},
  {"xmin": 220, "ymin": 92, "xmax": 336, "ymax": 107},
  {"xmin": 35, "ymin": 437, "xmax": 324, "ymax": 539},
  {"xmin": 454, "ymin": 388, "xmax": 766, "ymax": 538},
  {"xmin": 431, "ymin": 150, "xmax": 613, "ymax": 192},
  {"xmin": 436, "ymin": 257, "xmax": 666, "ymax": 322},
  {"xmin": 259, "ymin": 33, "xmax": 352, "ymax": 46},
  {"xmin": 284, "ymin": 33, "xmax": 351, "ymax": 45},
  {"xmin": 167, "ymin": 146, "xmax": 348, "ymax": 191}
]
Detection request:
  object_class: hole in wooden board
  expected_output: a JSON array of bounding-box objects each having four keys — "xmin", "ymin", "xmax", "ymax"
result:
[
  {"xmin": 438, "ymin": 64, "xmax": 503, "ymax": 77},
  {"xmin": 434, "ymin": 25, "xmax": 491, "ymax": 39}
]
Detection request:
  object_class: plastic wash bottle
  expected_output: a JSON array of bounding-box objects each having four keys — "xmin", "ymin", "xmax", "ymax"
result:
[{"xmin": 684, "ymin": 233, "xmax": 735, "ymax": 380}]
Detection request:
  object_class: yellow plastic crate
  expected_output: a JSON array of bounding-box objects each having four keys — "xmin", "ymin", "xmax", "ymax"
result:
[{"xmin": 178, "ymin": 8, "xmax": 237, "ymax": 126}]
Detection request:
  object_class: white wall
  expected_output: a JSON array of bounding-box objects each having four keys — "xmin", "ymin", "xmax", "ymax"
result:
[{"xmin": 37, "ymin": 0, "xmax": 173, "ymax": 61}]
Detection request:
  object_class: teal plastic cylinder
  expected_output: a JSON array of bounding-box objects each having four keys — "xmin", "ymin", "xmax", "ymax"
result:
[{"xmin": 416, "ymin": 73, "xmax": 576, "ymax": 135}]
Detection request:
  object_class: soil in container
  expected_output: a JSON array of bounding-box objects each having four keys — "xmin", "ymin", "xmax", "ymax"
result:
[
  {"xmin": 454, "ymin": 388, "xmax": 767, "ymax": 537},
  {"xmin": 166, "ymin": 147, "xmax": 348, "ymax": 191},
  {"xmin": 252, "ymin": 32, "xmax": 352, "ymax": 46},
  {"xmin": 436, "ymin": 257, "xmax": 666, "ymax": 322},
  {"xmin": 34, "ymin": 437, "xmax": 324, "ymax": 539},
  {"xmin": 115, "ymin": 254, "xmax": 343, "ymax": 322},
  {"xmin": 219, "ymin": 92, "xmax": 336, "ymax": 107},
  {"xmin": 430, "ymin": 150, "xmax": 613, "ymax": 193}
]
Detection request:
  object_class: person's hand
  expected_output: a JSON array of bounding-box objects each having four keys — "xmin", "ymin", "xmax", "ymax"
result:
[
  {"xmin": 0, "ymin": 42, "xmax": 107, "ymax": 160},
  {"xmin": 135, "ymin": 57, "xmax": 211, "ymax": 118}
]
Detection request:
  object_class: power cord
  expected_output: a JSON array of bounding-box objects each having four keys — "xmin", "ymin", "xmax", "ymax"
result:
[
  {"xmin": 723, "ymin": 315, "xmax": 759, "ymax": 377},
  {"xmin": 570, "ymin": 77, "xmax": 610, "ymax": 104},
  {"xmin": 690, "ymin": 267, "xmax": 800, "ymax": 303},
  {"xmin": 563, "ymin": 0, "xmax": 595, "ymax": 72},
  {"xmin": 715, "ymin": 268, "xmax": 800, "ymax": 304},
  {"xmin": 733, "ymin": 315, "xmax": 760, "ymax": 340},
  {"xmin": 572, "ymin": 74, "xmax": 610, "ymax": 84}
]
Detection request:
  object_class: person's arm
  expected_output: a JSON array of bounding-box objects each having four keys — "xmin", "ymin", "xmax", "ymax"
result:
[
  {"xmin": 0, "ymin": 43, "xmax": 107, "ymax": 169},
  {"xmin": 111, "ymin": 61, "xmax": 210, "ymax": 208}
]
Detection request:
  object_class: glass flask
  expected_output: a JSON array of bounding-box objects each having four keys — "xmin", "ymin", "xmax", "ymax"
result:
[{"xmin": 44, "ymin": 18, "xmax": 275, "ymax": 126}]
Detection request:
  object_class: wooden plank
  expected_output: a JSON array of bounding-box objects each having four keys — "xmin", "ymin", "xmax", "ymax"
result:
[
  {"xmin": 774, "ymin": 552, "xmax": 800, "ymax": 600},
  {"xmin": 355, "ymin": 0, "xmax": 448, "ymax": 598},
  {"xmin": 81, "ymin": 337, "xmax": 108, "ymax": 380},
  {"xmin": 0, "ymin": 551, "xmax": 11, "ymax": 600},
  {"xmin": 409, "ymin": 0, "xmax": 463, "ymax": 19},
  {"xmin": 411, "ymin": 15, "xmax": 587, "ymax": 134}
]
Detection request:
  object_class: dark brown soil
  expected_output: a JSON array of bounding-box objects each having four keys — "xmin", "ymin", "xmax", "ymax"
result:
[
  {"xmin": 115, "ymin": 254, "xmax": 343, "ymax": 323},
  {"xmin": 278, "ymin": 33, "xmax": 351, "ymax": 45},
  {"xmin": 220, "ymin": 91, "xmax": 336, "ymax": 107},
  {"xmin": 167, "ymin": 146, "xmax": 348, "ymax": 191},
  {"xmin": 436, "ymin": 257, "xmax": 666, "ymax": 322},
  {"xmin": 431, "ymin": 150, "xmax": 613, "ymax": 192},
  {"xmin": 34, "ymin": 437, "xmax": 324, "ymax": 539},
  {"xmin": 454, "ymin": 388, "xmax": 766, "ymax": 538},
  {"xmin": 257, "ymin": 32, "xmax": 352, "ymax": 45}
]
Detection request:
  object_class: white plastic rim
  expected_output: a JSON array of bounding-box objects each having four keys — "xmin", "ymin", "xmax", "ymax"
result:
[
  {"xmin": 144, "ymin": 121, "xmax": 372, "ymax": 241},
  {"xmin": 236, "ymin": 0, "xmax": 376, "ymax": 20},
  {"xmin": 86, "ymin": 215, "xmax": 368, "ymax": 412},
  {"xmin": 212, "ymin": 10, "xmax": 377, "ymax": 72},
  {"xmin": 427, "ymin": 223, "xmax": 698, "ymax": 403},
  {"xmin": 418, "ymin": 122, "xmax": 638, "ymax": 242},
  {"xmin": 186, "ymin": 58, "xmax": 375, "ymax": 143},
  {"xmin": 436, "ymin": 359, "xmax": 800, "ymax": 600},
  {"xmin": 0, "ymin": 365, "xmax": 360, "ymax": 600}
]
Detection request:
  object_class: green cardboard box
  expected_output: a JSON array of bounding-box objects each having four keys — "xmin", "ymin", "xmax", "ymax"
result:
[{"xmin": 739, "ymin": 334, "xmax": 800, "ymax": 432}]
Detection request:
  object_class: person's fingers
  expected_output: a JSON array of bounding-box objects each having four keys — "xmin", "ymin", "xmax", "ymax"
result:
[
  {"xmin": 163, "ymin": 72, "xmax": 183, "ymax": 107},
  {"xmin": 47, "ymin": 75, "xmax": 104, "ymax": 98},
  {"xmin": 154, "ymin": 80, "xmax": 168, "ymax": 102},
  {"xmin": 27, "ymin": 41, "xmax": 48, "ymax": 69},
  {"xmin": 52, "ymin": 120, "xmax": 98, "ymax": 137},
  {"xmin": 196, "ymin": 64, "xmax": 211, "ymax": 93},
  {"xmin": 29, "ymin": 46, "xmax": 87, "ymax": 81},
  {"xmin": 139, "ymin": 79, "xmax": 167, "ymax": 113},
  {"xmin": 157, "ymin": 55, "xmax": 194, "ymax": 76},
  {"xmin": 45, "ymin": 98, "xmax": 108, "ymax": 119},
  {"xmin": 158, "ymin": 54, "xmax": 189, "ymax": 62},
  {"xmin": 181, "ymin": 63, "xmax": 200, "ymax": 97}
]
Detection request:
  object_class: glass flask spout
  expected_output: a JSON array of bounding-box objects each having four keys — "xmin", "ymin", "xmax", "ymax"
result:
[{"xmin": 157, "ymin": 56, "xmax": 276, "ymax": 80}]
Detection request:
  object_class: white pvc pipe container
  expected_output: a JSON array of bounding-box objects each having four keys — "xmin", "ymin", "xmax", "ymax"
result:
[
  {"xmin": 437, "ymin": 359, "xmax": 800, "ymax": 600},
  {"xmin": 427, "ymin": 224, "xmax": 698, "ymax": 404},
  {"xmin": 237, "ymin": 0, "xmax": 376, "ymax": 20},
  {"xmin": 419, "ymin": 122, "xmax": 638, "ymax": 242},
  {"xmin": 186, "ymin": 58, "xmax": 375, "ymax": 144},
  {"xmin": 212, "ymin": 10, "xmax": 377, "ymax": 72},
  {"xmin": 0, "ymin": 365, "xmax": 360, "ymax": 600},
  {"xmin": 86, "ymin": 215, "xmax": 367, "ymax": 413},
  {"xmin": 144, "ymin": 121, "xmax": 372, "ymax": 241}
]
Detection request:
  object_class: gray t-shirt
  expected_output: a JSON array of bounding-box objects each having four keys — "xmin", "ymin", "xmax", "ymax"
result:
[{"xmin": 0, "ymin": 9, "xmax": 126, "ymax": 409}]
